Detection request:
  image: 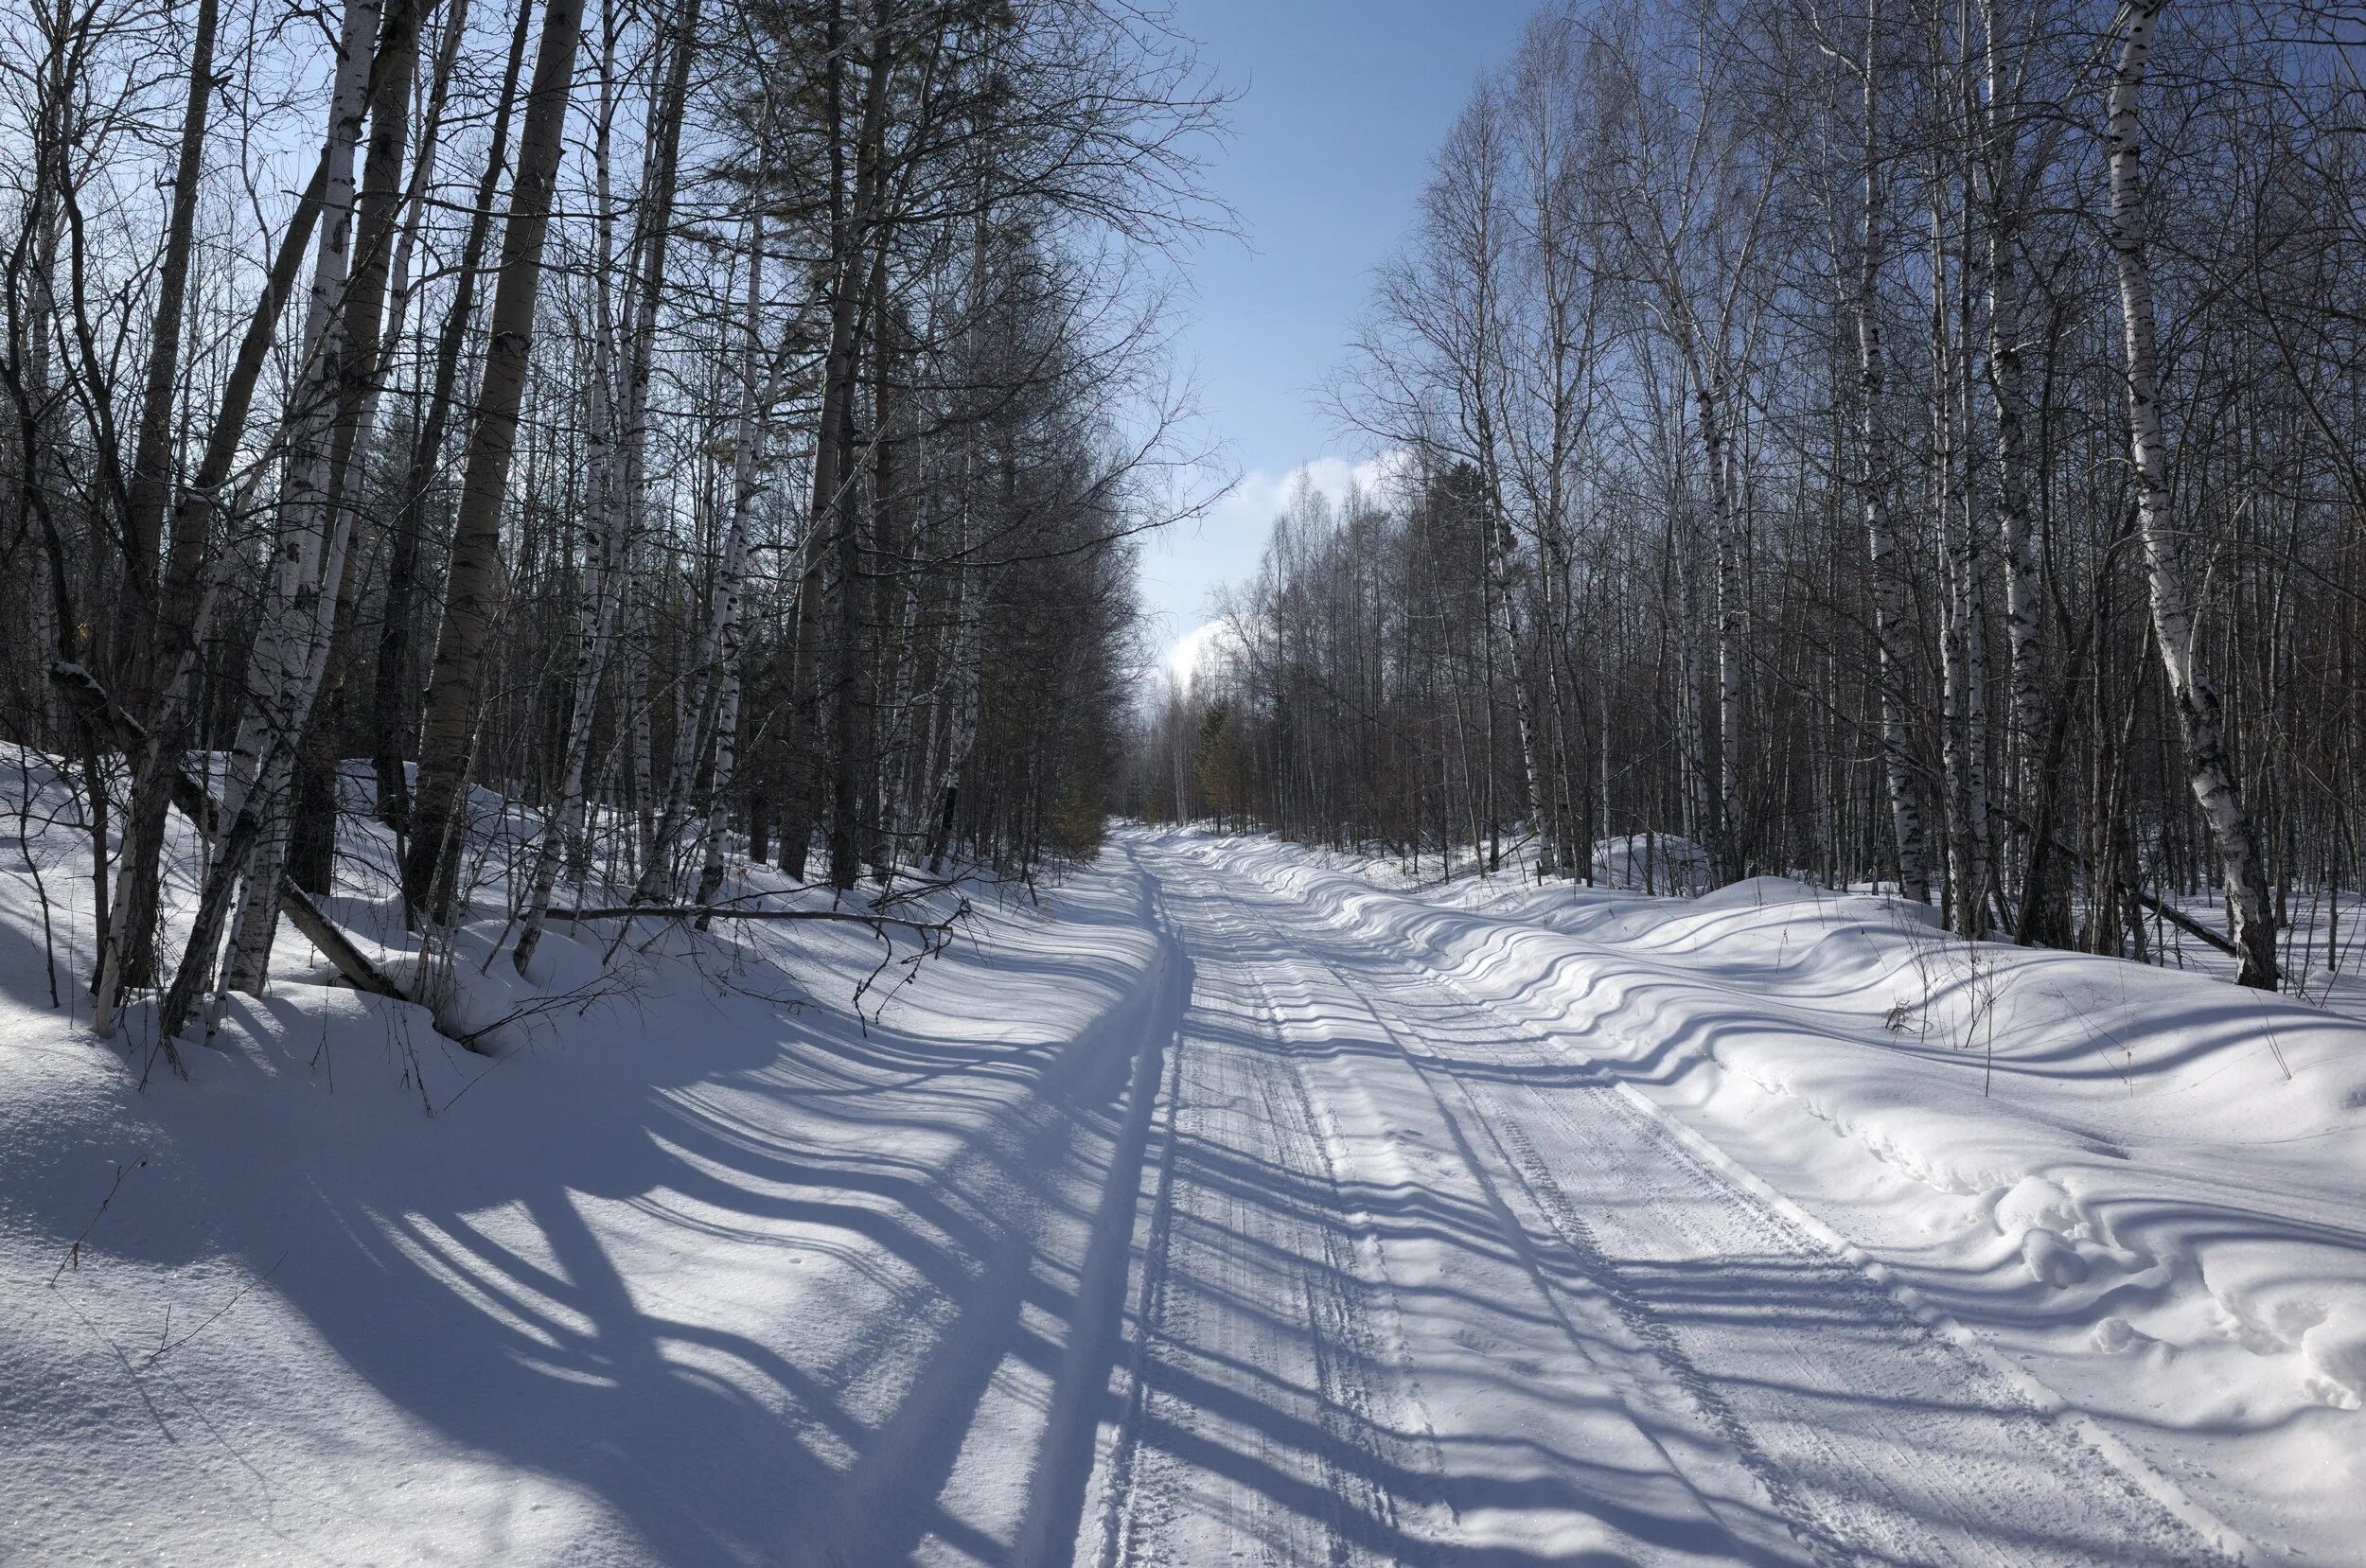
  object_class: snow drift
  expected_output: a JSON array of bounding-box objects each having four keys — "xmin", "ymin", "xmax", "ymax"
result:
[{"xmin": 1195, "ymin": 831, "xmax": 2366, "ymax": 1559}]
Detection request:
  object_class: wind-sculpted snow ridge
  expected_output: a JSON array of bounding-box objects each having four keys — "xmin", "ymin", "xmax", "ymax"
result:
[{"xmin": 1200, "ymin": 830, "xmax": 2366, "ymax": 1561}]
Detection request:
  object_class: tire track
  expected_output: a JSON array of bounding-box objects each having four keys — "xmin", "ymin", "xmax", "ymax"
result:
[{"xmin": 1223, "ymin": 849, "xmax": 2237, "ymax": 1568}]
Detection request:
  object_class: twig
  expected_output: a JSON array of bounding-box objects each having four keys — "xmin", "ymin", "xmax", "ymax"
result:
[
  {"xmin": 144, "ymin": 1251, "xmax": 288, "ymax": 1366},
  {"xmin": 51, "ymin": 1157, "xmax": 146, "ymax": 1285}
]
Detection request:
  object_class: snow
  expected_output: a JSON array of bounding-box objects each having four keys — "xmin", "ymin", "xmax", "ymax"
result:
[
  {"xmin": 1591, "ymin": 831, "xmax": 1715, "ymax": 894},
  {"xmin": 1205, "ymin": 830, "xmax": 2366, "ymax": 1559},
  {"xmin": 4, "ymin": 773, "xmax": 2362, "ymax": 1564},
  {"xmin": 1, "ymin": 750, "xmax": 1177, "ymax": 1566}
]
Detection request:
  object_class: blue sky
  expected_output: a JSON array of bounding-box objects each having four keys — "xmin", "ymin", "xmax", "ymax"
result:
[{"xmin": 1142, "ymin": 0, "xmax": 1533, "ymax": 675}]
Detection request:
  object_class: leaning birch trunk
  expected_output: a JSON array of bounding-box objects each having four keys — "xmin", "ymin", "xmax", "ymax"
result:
[
  {"xmin": 97, "ymin": 0, "xmax": 220, "ymax": 1009},
  {"xmin": 280, "ymin": 0, "xmax": 453, "ymax": 879},
  {"xmin": 508, "ymin": 441, "xmax": 626, "ymax": 974},
  {"xmin": 235, "ymin": 0, "xmax": 435, "ymax": 969},
  {"xmin": 400, "ymin": 0, "xmax": 590, "ymax": 925},
  {"xmin": 2105, "ymin": 0, "xmax": 2279, "ymax": 989},
  {"xmin": 156, "ymin": 0, "xmax": 381, "ymax": 1034},
  {"xmin": 222, "ymin": 43, "xmax": 384, "ymax": 983},
  {"xmin": 92, "ymin": 166, "xmax": 328, "ymax": 1033}
]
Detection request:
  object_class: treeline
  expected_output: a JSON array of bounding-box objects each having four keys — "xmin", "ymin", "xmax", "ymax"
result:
[
  {"xmin": 1126, "ymin": 0, "xmax": 2366, "ymax": 992},
  {"xmin": 1, "ymin": 0, "xmax": 1214, "ymax": 1038}
]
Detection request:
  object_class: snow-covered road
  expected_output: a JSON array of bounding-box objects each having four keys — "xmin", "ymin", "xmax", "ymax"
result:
[
  {"xmin": 9, "ymin": 819, "xmax": 2358, "ymax": 1566},
  {"xmin": 1083, "ymin": 834, "xmax": 2227, "ymax": 1567}
]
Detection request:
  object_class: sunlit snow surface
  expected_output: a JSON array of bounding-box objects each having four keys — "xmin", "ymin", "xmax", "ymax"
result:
[{"xmin": 2, "ymin": 766, "xmax": 2360, "ymax": 1565}]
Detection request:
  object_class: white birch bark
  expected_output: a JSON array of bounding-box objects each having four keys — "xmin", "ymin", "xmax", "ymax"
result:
[
  {"xmin": 921, "ymin": 557, "xmax": 985, "ymax": 873},
  {"xmin": 691, "ymin": 220, "xmax": 771, "ymax": 911},
  {"xmin": 1694, "ymin": 368, "xmax": 1746, "ymax": 876},
  {"xmin": 1978, "ymin": 0, "xmax": 2045, "ymax": 828},
  {"xmin": 215, "ymin": 0, "xmax": 383, "ymax": 997},
  {"xmin": 1933, "ymin": 186, "xmax": 1991, "ymax": 936},
  {"xmin": 22, "ymin": 163, "xmax": 62, "ymax": 743},
  {"xmin": 609, "ymin": 0, "xmax": 699, "ymax": 887},
  {"xmin": 1849, "ymin": 5, "xmax": 1931, "ymax": 904},
  {"xmin": 2106, "ymin": 0, "xmax": 2279, "ymax": 987}
]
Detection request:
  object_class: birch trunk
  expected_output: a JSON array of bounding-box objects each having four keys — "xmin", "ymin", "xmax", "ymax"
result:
[
  {"xmin": 157, "ymin": 0, "xmax": 381, "ymax": 1031},
  {"xmin": 1978, "ymin": 0, "xmax": 2058, "ymax": 940},
  {"xmin": 922, "ymin": 118, "xmax": 996, "ymax": 874},
  {"xmin": 2105, "ymin": 0, "xmax": 2278, "ymax": 988},
  {"xmin": 556, "ymin": 0, "xmax": 699, "ymax": 906},
  {"xmin": 373, "ymin": 0, "xmax": 532, "ymax": 832},
  {"xmin": 1933, "ymin": 180, "xmax": 1991, "ymax": 937},
  {"xmin": 95, "ymin": 0, "xmax": 220, "ymax": 1006},
  {"xmin": 692, "ymin": 221, "xmax": 771, "ymax": 912},
  {"xmin": 511, "ymin": 12, "xmax": 630, "ymax": 974},
  {"xmin": 252, "ymin": 0, "xmax": 437, "ymax": 931},
  {"xmin": 1695, "ymin": 375, "xmax": 1746, "ymax": 878},
  {"xmin": 1852, "ymin": 6, "xmax": 1931, "ymax": 905},
  {"xmin": 400, "ymin": 0, "xmax": 590, "ymax": 924}
]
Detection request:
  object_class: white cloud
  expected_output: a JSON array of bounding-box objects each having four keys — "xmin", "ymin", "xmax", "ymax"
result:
[
  {"xmin": 1164, "ymin": 619, "xmax": 1230, "ymax": 693},
  {"xmin": 1206, "ymin": 450, "xmax": 1410, "ymax": 544},
  {"xmin": 1138, "ymin": 449, "xmax": 1413, "ymax": 692}
]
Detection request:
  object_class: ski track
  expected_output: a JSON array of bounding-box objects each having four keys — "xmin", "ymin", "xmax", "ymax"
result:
[{"xmin": 1076, "ymin": 832, "xmax": 2234, "ymax": 1568}]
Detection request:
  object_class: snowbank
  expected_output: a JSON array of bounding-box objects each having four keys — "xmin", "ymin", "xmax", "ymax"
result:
[
  {"xmin": 1199, "ymin": 831, "xmax": 2366, "ymax": 1559},
  {"xmin": 0, "ymin": 749, "xmax": 1174, "ymax": 1565}
]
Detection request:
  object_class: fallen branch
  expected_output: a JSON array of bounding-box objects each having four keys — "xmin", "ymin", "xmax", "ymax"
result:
[
  {"xmin": 1995, "ymin": 799, "xmax": 2242, "ymax": 960},
  {"xmin": 51, "ymin": 1157, "xmax": 145, "ymax": 1285},
  {"xmin": 144, "ymin": 1250, "xmax": 286, "ymax": 1366},
  {"xmin": 2122, "ymin": 883, "xmax": 2241, "ymax": 959}
]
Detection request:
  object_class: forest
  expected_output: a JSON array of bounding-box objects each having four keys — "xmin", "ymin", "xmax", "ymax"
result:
[
  {"xmin": 0, "ymin": 0, "xmax": 1216, "ymax": 1042},
  {"xmin": 8, "ymin": 0, "xmax": 2366, "ymax": 1559},
  {"xmin": 1128, "ymin": 0, "xmax": 2366, "ymax": 997}
]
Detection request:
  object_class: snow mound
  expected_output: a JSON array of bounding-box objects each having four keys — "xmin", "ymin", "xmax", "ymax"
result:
[
  {"xmin": 2302, "ymin": 1309, "xmax": 2366, "ymax": 1410},
  {"xmin": 1695, "ymin": 874, "xmax": 1825, "ymax": 910}
]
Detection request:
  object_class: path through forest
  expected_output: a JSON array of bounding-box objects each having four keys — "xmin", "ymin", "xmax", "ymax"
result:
[
  {"xmin": 10, "ymin": 819, "xmax": 2356, "ymax": 1567},
  {"xmin": 1068, "ymin": 833, "xmax": 2229, "ymax": 1567}
]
